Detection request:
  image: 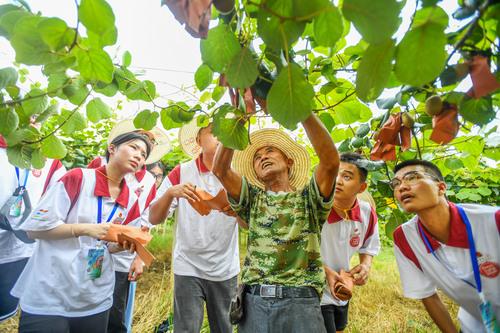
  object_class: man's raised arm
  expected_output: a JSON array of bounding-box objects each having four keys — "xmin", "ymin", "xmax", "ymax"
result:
[
  {"xmin": 212, "ymin": 145, "xmax": 243, "ymax": 201},
  {"xmin": 302, "ymin": 114, "xmax": 339, "ymax": 198}
]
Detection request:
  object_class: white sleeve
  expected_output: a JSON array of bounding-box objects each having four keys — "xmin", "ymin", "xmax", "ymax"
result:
[
  {"xmin": 21, "ymin": 181, "xmax": 72, "ymax": 231},
  {"xmin": 359, "ymin": 225, "xmax": 380, "ymax": 256},
  {"xmin": 154, "ymin": 176, "xmax": 177, "ymax": 216},
  {"xmin": 394, "ymin": 245, "xmax": 437, "ymax": 299}
]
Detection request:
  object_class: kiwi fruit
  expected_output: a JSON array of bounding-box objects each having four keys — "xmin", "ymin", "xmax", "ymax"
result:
[
  {"xmin": 401, "ymin": 113, "xmax": 414, "ymax": 128},
  {"xmin": 425, "ymin": 95, "xmax": 443, "ymax": 116}
]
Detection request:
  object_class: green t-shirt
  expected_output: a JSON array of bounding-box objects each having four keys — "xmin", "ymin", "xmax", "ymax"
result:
[{"xmin": 229, "ymin": 175, "xmax": 333, "ymax": 295}]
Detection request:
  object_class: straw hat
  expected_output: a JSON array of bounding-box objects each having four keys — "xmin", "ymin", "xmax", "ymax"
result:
[
  {"xmin": 357, "ymin": 190, "xmax": 376, "ymax": 209},
  {"xmin": 233, "ymin": 128, "xmax": 310, "ymax": 190},
  {"xmin": 178, "ymin": 118, "xmax": 206, "ymax": 157},
  {"xmin": 108, "ymin": 119, "xmax": 171, "ymax": 164}
]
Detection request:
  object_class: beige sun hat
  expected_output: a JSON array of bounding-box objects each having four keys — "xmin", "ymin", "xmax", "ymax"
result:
[
  {"xmin": 178, "ymin": 118, "xmax": 206, "ymax": 157},
  {"xmin": 108, "ymin": 119, "xmax": 171, "ymax": 164},
  {"xmin": 233, "ymin": 128, "xmax": 311, "ymax": 190},
  {"xmin": 357, "ymin": 191, "xmax": 376, "ymax": 209}
]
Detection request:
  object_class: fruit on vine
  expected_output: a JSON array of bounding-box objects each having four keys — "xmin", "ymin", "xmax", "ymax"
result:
[
  {"xmin": 454, "ymin": 62, "xmax": 469, "ymax": 80},
  {"xmin": 401, "ymin": 113, "xmax": 414, "ymax": 128},
  {"xmin": 425, "ymin": 95, "xmax": 443, "ymax": 116}
]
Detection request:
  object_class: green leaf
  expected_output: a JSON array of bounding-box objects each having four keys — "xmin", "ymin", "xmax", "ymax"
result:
[
  {"xmin": 459, "ymin": 96, "xmax": 495, "ymax": 125},
  {"xmin": 21, "ymin": 88, "xmax": 48, "ymax": 116},
  {"xmin": 60, "ymin": 109, "xmax": 87, "ymax": 134},
  {"xmin": 334, "ymin": 100, "xmax": 371, "ymax": 125},
  {"xmin": 194, "ymin": 64, "xmax": 213, "ymax": 91},
  {"xmin": 267, "ymin": 63, "xmax": 314, "ymax": 130},
  {"xmin": 212, "ymin": 86, "xmax": 226, "ymax": 102},
  {"xmin": 35, "ymin": 104, "xmax": 59, "ymax": 123},
  {"xmin": 212, "ymin": 105, "xmax": 249, "ymax": 150},
  {"xmin": 87, "ymin": 26, "xmax": 117, "ymax": 47},
  {"xmin": 412, "ymin": 6, "xmax": 448, "ymax": 29},
  {"xmin": 394, "ymin": 23, "xmax": 447, "ymax": 86},
  {"xmin": 75, "ymin": 48, "xmax": 114, "ymax": 83},
  {"xmin": 41, "ymin": 135, "xmax": 67, "ymax": 159},
  {"xmin": 160, "ymin": 108, "xmax": 183, "ymax": 130},
  {"xmin": 200, "ymin": 24, "xmax": 240, "ymax": 72},
  {"xmin": 258, "ymin": 6, "xmax": 305, "ymax": 51},
  {"xmin": 0, "ymin": 67, "xmax": 18, "ymax": 90},
  {"xmin": 79, "ymin": 0, "xmax": 115, "ymax": 35},
  {"xmin": 94, "ymin": 81, "xmax": 118, "ymax": 97},
  {"xmin": 133, "ymin": 109, "xmax": 159, "ymax": 131},
  {"xmin": 86, "ymin": 97, "xmax": 111, "ymax": 123},
  {"xmin": 31, "ymin": 148, "xmax": 46, "ymax": 169},
  {"xmin": 122, "ymin": 51, "xmax": 132, "ymax": 67},
  {"xmin": 444, "ymin": 158, "xmax": 464, "ymax": 170},
  {"xmin": 10, "ymin": 16, "xmax": 57, "ymax": 65},
  {"xmin": 0, "ymin": 8, "xmax": 30, "ymax": 38},
  {"xmin": 47, "ymin": 72, "xmax": 68, "ymax": 98},
  {"xmin": 125, "ymin": 80, "xmax": 156, "ymax": 101},
  {"xmin": 63, "ymin": 78, "xmax": 90, "ymax": 105},
  {"xmin": 7, "ymin": 144, "xmax": 32, "ymax": 169},
  {"xmin": 225, "ymin": 47, "xmax": 259, "ymax": 88},
  {"xmin": 38, "ymin": 17, "xmax": 74, "ymax": 51},
  {"xmin": 5, "ymin": 127, "xmax": 39, "ymax": 146},
  {"xmin": 342, "ymin": 0, "xmax": 400, "ymax": 44},
  {"xmin": 0, "ymin": 107, "xmax": 19, "ymax": 136},
  {"xmin": 319, "ymin": 113, "xmax": 335, "ymax": 132},
  {"xmin": 356, "ymin": 39, "xmax": 395, "ymax": 102},
  {"xmin": 313, "ymin": 4, "xmax": 343, "ymax": 47}
]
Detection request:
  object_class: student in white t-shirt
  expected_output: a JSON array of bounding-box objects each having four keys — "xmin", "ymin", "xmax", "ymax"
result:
[
  {"xmin": 391, "ymin": 159, "xmax": 499, "ymax": 333},
  {"xmin": 0, "ymin": 136, "xmax": 66, "ymax": 323},
  {"xmin": 320, "ymin": 152, "xmax": 380, "ymax": 333},
  {"xmin": 149, "ymin": 120, "xmax": 240, "ymax": 333},
  {"xmin": 11, "ymin": 132, "xmax": 153, "ymax": 333}
]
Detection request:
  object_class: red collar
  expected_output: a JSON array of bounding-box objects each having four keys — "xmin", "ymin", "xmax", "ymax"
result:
[
  {"xmin": 327, "ymin": 199, "xmax": 362, "ymax": 223},
  {"xmin": 0, "ymin": 136, "xmax": 7, "ymax": 148},
  {"xmin": 135, "ymin": 166, "xmax": 147, "ymax": 182},
  {"xmin": 195, "ymin": 154, "xmax": 210, "ymax": 173},
  {"xmin": 417, "ymin": 202, "xmax": 469, "ymax": 252},
  {"xmin": 94, "ymin": 166, "xmax": 130, "ymax": 207}
]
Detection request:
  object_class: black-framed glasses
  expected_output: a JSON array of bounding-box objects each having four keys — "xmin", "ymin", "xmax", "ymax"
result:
[{"xmin": 389, "ymin": 171, "xmax": 441, "ymax": 190}]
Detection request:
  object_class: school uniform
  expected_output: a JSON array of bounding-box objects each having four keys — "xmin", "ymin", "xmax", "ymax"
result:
[
  {"xmin": 320, "ymin": 199, "xmax": 380, "ymax": 332},
  {"xmin": 394, "ymin": 202, "xmax": 500, "ymax": 333},
  {"xmin": 88, "ymin": 156, "xmax": 157, "ymax": 333},
  {"xmin": 0, "ymin": 137, "xmax": 65, "ymax": 322},
  {"xmin": 11, "ymin": 166, "xmax": 140, "ymax": 333}
]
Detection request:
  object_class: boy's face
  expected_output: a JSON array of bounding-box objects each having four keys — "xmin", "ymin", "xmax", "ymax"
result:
[{"xmin": 334, "ymin": 162, "xmax": 367, "ymax": 201}]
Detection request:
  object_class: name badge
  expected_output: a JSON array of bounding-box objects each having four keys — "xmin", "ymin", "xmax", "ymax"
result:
[
  {"xmin": 86, "ymin": 247, "xmax": 105, "ymax": 280},
  {"xmin": 479, "ymin": 300, "xmax": 499, "ymax": 333}
]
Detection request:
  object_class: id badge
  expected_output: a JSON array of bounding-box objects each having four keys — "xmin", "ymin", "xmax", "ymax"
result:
[
  {"xmin": 9, "ymin": 195, "xmax": 23, "ymax": 217},
  {"xmin": 86, "ymin": 247, "xmax": 105, "ymax": 280},
  {"xmin": 479, "ymin": 300, "xmax": 499, "ymax": 333}
]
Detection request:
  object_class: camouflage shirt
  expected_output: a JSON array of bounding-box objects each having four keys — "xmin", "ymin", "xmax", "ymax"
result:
[{"xmin": 229, "ymin": 175, "xmax": 333, "ymax": 295}]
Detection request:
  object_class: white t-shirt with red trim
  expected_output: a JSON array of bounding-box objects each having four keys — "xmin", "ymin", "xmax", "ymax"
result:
[
  {"xmin": 155, "ymin": 155, "xmax": 240, "ymax": 281},
  {"xmin": 11, "ymin": 166, "xmax": 140, "ymax": 317},
  {"xmin": 87, "ymin": 156, "xmax": 157, "ymax": 272},
  {"xmin": 394, "ymin": 203, "xmax": 500, "ymax": 333},
  {"xmin": 0, "ymin": 146, "xmax": 65, "ymax": 264},
  {"xmin": 320, "ymin": 199, "xmax": 380, "ymax": 306}
]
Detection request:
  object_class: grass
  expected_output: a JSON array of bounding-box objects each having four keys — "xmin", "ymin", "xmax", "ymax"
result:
[{"xmin": 0, "ymin": 227, "xmax": 458, "ymax": 333}]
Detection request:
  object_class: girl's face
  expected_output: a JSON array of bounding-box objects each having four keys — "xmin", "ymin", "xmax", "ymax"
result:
[{"xmin": 109, "ymin": 139, "xmax": 148, "ymax": 173}]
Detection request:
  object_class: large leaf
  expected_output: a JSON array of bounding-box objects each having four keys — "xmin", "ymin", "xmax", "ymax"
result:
[
  {"xmin": 133, "ymin": 109, "xmax": 159, "ymax": 131},
  {"xmin": 394, "ymin": 22, "xmax": 447, "ymax": 86},
  {"xmin": 31, "ymin": 148, "xmax": 46, "ymax": 170},
  {"xmin": 200, "ymin": 24, "xmax": 240, "ymax": 72},
  {"xmin": 356, "ymin": 39, "xmax": 395, "ymax": 102},
  {"xmin": 459, "ymin": 96, "xmax": 495, "ymax": 125},
  {"xmin": 41, "ymin": 134, "xmax": 67, "ymax": 159},
  {"xmin": 60, "ymin": 109, "xmax": 87, "ymax": 134},
  {"xmin": 7, "ymin": 145, "xmax": 32, "ymax": 169},
  {"xmin": 267, "ymin": 63, "xmax": 314, "ymax": 129},
  {"xmin": 0, "ymin": 67, "xmax": 18, "ymax": 89},
  {"xmin": 21, "ymin": 88, "xmax": 49, "ymax": 116},
  {"xmin": 0, "ymin": 107, "xmax": 19, "ymax": 136},
  {"xmin": 75, "ymin": 48, "xmax": 114, "ymax": 83},
  {"xmin": 63, "ymin": 78, "xmax": 90, "ymax": 105},
  {"xmin": 342, "ymin": 0, "xmax": 400, "ymax": 44},
  {"xmin": 258, "ymin": 7, "xmax": 305, "ymax": 51},
  {"xmin": 313, "ymin": 4, "xmax": 343, "ymax": 47},
  {"xmin": 334, "ymin": 100, "xmax": 372, "ymax": 124},
  {"xmin": 194, "ymin": 64, "xmax": 213, "ymax": 91},
  {"xmin": 79, "ymin": 0, "xmax": 115, "ymax": 35},
  {"xmin": 10, "ymin": 16, "xmax": 57, "ymax": 65},
  {"xmin": 125, "ymin": 80, "xmax": 156, "ymax": 101},
  {"xmin": 86, "ymin": 97, "xmax": 112, "ymax": 123},
  {"xmin": 0, "ymin": 8, "xmax": 31, "ymax": 38},
  {"xmin": 225, "ymin": 47, "xmax": 259, "ymax": 88},
  {"xmin": 212, "ymin": 104, "xmax": 249, "ymax": 150},
  {"xmin": 160, "ymin": 107, "xmax": 183, "ymax": 130},
  {"xmin": 412, "ymin": 6, "xmax": 448, "ymax": 29},
  {"xmin": 38, "ymin": 17, "xmax": 75, "ymax": 51}
]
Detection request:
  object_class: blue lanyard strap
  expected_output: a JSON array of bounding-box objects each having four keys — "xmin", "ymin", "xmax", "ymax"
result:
[
  {"xmin": 15, "ymin": 167, "xmax": 29, "ymax": 188},
  {"xmin": 97, "ymin": 196, "xmax": 119, "ymax": 224}
]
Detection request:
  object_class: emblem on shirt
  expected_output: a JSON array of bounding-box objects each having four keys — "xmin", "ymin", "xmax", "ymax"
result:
[
  {"xmin": 32, "ymin": 169, "xmax": 42, "ymax": 177},
  {"xmin": 112, "ymin": 212, "xmax": 125, "ymax": 225},
  {"xmin": 349, "ymin": 227, "xmax": 361, "ymax": 247},
  {"xmin": 477, "ymin": 252, "xmax": 499, "ymax": 278},
  {"xmin": 32, "ymin": 209, "xmax": 49, "ymax": 221},
  {"xmin": 134, "ymin": 185, "xmax": 144, "ymax": 197}
]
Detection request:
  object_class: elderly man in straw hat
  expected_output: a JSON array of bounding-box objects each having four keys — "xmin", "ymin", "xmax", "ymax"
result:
[
  {"xmin": 213, "ymin": 114, "xmax": 339, "ymax": 332},
  {"xmin": 149, "ymin": 120, "xmax": 241, "ymax": 333}
]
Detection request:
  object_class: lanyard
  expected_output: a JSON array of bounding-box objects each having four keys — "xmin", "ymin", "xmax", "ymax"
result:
[
  {"xmin": 97, "ymin": 196, "xmax": 119, "ymax": 224},
  {"xmin": 419, "ymin": 205, "xmax": 482, "ymax": 294},
  {"xmin": 15, "ymin": 167, "xmax": 29, "ymax": 188}
]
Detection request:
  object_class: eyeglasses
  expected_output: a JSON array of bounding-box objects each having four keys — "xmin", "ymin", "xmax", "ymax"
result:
[
  {"xmin": 389, "ymin": 171, "xmax": 441, "ymax": 190},
  {"xmin": 151, "ymin": 173, "xmax": 163, "ymax": 181}
]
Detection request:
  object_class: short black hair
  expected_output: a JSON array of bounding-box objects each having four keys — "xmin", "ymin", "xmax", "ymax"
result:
[
  {"xmin": 147, "ymin": 161, "xmax": 165, "ymax": 173},
  {"xmin": 106, "ymin": 132, "xmax": 153, "ymax": 161},
  {"xmin": 394, "ymin": 159, "xmax": 444, "ymax": 181},
  {"xmin": 340, "ymin": 152, "xmax": 368, "ymax": 182}
]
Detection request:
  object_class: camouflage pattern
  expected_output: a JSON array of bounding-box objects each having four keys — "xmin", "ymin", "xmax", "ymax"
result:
[{"xmin": 229, "ymin": 176, "xmax": 333, "ymax": 296}]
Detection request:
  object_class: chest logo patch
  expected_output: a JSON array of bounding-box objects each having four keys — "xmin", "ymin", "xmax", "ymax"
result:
[
  {"xmin": 477, "ymin": 252, "xmax": 499, "ymax": 278},
  {"xmin": 32, "ymin": 169, "xmax": 42, "ymax": 177},
  {"xmin": 134, "ymin": 185, "xmax": 144, "ymax": 197},
  {"xmin": 349, "ymin": 227, "xmax": 361, "ymax": 247}
]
